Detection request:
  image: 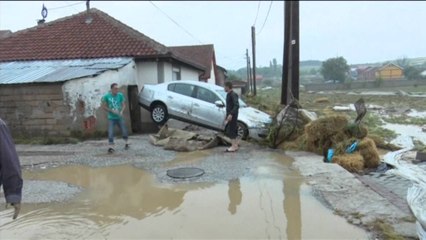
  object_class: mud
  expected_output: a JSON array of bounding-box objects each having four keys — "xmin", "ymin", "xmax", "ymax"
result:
[{"xmin": 0, "ymin": 150, "xmax": 368, "ymax": 239}]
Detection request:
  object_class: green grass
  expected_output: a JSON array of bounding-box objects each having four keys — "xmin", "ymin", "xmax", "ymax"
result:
[
  {"xmin": 383, "ymin": 116, "xmax": 426, "ymax": 126},
  {"xmin": 371, "ymin": 219, "xmax": 405, "ymax": 240}
]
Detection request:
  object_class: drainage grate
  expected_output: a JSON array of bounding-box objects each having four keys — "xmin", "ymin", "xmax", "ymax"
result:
[{"xmin": 167, "ymin": 167, "xmax": 205, "ymax": 179}]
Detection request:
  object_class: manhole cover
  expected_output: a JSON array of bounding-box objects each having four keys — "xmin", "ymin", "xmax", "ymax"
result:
[{"xmin": 167, "ymin": 167, "xmax": 205, "ymax": 179}]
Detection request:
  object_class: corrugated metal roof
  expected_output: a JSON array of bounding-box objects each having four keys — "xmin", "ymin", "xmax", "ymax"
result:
[{"xmin": 0, "ymin": 58, "xmax": 132, "ymax": 84}]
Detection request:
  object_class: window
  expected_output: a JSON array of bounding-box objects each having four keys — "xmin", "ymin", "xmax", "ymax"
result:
[
  {"xmin": 167, "ymin": 83, "xmax": 175, "ymax": 91},
  {"xmin": 172, "ymin": 65, "xmax": 181, "ymax": 81},
  {"xmin": 171, "ymin": 83, "xmax": 194, "ymax": 97},
  {"xmin": 195, "ymin": 87, "xmax": 219, "ymax": 104}
]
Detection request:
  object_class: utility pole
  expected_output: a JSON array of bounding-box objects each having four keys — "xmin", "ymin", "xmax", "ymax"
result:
[
  {"xmin": 246, "ymin": 49, "xmax": 251, "ymax": 94},
  {"xmin": 291, "ymin": 1, "xmax": 300, "ymax": 101},
  {"xmin": 248, "ymin": 57, "xmax": 252, "ymax": 93},
  {"xmin": 251, "ymin": 26, "xmax": 257, "ymax": 96},
  {"xmin": 282, "ymin": 1, "xmax": 291, "ymax": 105},
  {"xmin": 281, "ymin": 0, "xmax": 300, "ymax": 105}
]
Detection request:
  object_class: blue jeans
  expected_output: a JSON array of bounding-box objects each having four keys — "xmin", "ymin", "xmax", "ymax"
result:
[{"xmin": 108, "ymin": 118, "xmax": 128, "ymax": 144}]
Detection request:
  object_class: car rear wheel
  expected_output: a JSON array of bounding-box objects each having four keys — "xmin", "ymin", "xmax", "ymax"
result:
[
  {"xmin": 151, "ymin": 103, "xmax": 168, "ymax": 125},
  {"xmin": 237, "ymin": 121, "xmax": 249, "ymax": 140}
]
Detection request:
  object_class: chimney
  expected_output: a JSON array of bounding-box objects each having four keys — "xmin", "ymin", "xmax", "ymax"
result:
[
  {"xmin": 0, "ymin": 30, "xmax": 12, "ymax": 39},
  {"xmin": 85, "ymin": 0, "xmax": 93, "ymax": 24},
  {"xmin": 37, "ymin": 19, "xmax": 45, "ymax": 25}
]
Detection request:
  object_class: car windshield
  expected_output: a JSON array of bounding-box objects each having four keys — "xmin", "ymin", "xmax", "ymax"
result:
[{"xmin": 216, "ymin": 90, "xmax": 247, "ymax": 108}]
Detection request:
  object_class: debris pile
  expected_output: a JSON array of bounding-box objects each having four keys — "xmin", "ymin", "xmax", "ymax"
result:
[
  {"xmin": 149, "ymin": 124, "xmax": 232, "ymax": 152},
  {"xmin": 281, "ymin": 114, "xmax": 381, "ymax": 173}
]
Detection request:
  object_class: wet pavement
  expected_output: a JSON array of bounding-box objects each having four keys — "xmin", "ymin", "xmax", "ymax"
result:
[{"xmin": 0, "ymin": 135, "xmax": 369, "ymax": 239}]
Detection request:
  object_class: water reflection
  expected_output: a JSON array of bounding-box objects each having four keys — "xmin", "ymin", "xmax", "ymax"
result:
[
  {"xmin": 227, "ymin": 178, "xmax": 242, "ymax": 215},
  {"xmin": 21, "ymin": 165, "xmax": 205, "ymax": 225},
  {"xmin": 283, "ymin": 173, "xmax": 303, "ymax": 240},
  {"xmin": 0, "ymin": 153, "xmax": 369, "ymax": 239}
]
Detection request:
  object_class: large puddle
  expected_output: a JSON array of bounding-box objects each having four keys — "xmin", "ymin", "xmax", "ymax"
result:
[{"xmin": 0, "ymin": 153, "xmax": 368, "ymax": 239}]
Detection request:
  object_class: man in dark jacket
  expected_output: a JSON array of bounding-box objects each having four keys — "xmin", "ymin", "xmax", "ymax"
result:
[
  {"xmin": 224, "ymin": 81, "xmax": 240, "ymax": 152},
  {"xmin": 0, "ymin": 117, "xmax": 22, "ymax": 219}
]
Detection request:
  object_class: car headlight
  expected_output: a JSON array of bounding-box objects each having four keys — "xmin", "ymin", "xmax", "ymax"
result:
[{"xmin": 253, "ymin": 122, "xmax": 267, "ymax": 129}]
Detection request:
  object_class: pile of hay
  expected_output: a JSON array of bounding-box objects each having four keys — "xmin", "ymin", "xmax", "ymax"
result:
[{"xmin": 283, "ymin": 114, "xmax": 381, "ymax": 173}]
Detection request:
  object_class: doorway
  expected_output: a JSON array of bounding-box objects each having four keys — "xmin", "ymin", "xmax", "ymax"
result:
[{"xmin": 127, "ymin": 85, "xmax": 142, "ymax": 133}]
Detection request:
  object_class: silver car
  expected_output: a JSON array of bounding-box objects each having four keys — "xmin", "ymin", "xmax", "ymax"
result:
[{"xmin": 138, "ymin": 80, "xmax": 272, "ymax": 140}]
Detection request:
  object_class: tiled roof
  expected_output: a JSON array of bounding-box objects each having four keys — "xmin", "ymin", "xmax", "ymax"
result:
[
  {"xmin": 169, "ymin": 44, "xmax": 215, "ymax": 79},
  {"xmin": 0, "ymin": 8, "xmax": 170, "ymax": 62},
  {"xmin": 0, "ymin": 30, "xmax": 12, "ymax": 39}
]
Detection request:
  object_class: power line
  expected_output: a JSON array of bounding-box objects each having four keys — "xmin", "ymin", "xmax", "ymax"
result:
[
  {"xmin": 257, "ymin": 1, "xmax": 273, "ymax": 36},
  {"xmin": 149, "ymin": 1, "xmax": 203, "ymax": 44},
  {"xmin": 48, "ymin": 1, "xmax": 85, "ymax": 11},
  {"xmin": 253, "ymin": 1, "xmax": 261, "ymax": 26}
]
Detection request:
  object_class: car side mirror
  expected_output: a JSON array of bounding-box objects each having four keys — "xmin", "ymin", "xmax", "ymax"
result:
[{"xmin": 215, "ymin": 100, "xmax": 225, "ymax": 108}]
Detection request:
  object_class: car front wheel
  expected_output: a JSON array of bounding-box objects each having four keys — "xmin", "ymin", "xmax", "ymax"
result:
[
  {"xmin": 151, "ymin": 103, "xmax": 168, "ymax": 125},
  {"xmin": 237, "ymin": 121, "xmax": 249, "ymax": 140}
]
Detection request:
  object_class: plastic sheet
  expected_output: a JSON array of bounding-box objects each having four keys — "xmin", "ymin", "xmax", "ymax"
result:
[{"xmin": 383, "ymin": 148, "xmax": 426, "ymax": 239}]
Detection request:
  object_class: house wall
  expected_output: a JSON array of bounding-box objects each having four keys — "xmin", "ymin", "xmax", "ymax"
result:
[
  {"xmin": 181, "ymin": 65, "xmax": 200, "ymax": 81},
  {"xmin": 135, "ymin": 60, "xmax": 159, "ymax": 128},
  {"xmin": 0, "ymin": 83, "xmax": 72, "ymax": 137},
  {"xmin": 216, "ymin": 69, "xmax": 226, "ymax": 87},
  {"xmin": 207, "ymin": 61, "xmax": 216, "ymax": 85},
  {"xmin": 378, "ymin": 66, "xmax": 403, "ymax": 80},
  {"xmin": 163, "ymin": 62, "xmax": 199, "ymax": 82},
  {"xmin": 136, "ymin": 61, "xmax": 158, "ymax": 85},
  {"xmin": 63, "ymin": 61, "xmax": 138, "ymax": 135}
]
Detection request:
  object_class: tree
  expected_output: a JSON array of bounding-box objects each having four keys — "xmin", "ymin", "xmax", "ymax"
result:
[
  {"xmin": 404, "ymin": 66, "xmax": 422, "ymax": 80},
  {"xmin": 272, "ymin": 58, "xmax": 278, "ymax": 74},
  {"xmin": 227, "ymin": 73, "xmax": 242, "ymax": 82},
  {"xmin": 396, "ymin": 57, "xmax": 409, "ymax": 69},
  {"xmin": 320, "ymin": 57, "xmax": 350, "ymax": 83}
]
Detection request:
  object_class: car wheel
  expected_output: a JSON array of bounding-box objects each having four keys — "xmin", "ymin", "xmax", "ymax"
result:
[
  {"xmin": 237, "ymin": 121, "xmax": 249, "ymax": 140},
  {"xmin": 151, "ymin": 103, "xmax": 168, "ymax": 125}
]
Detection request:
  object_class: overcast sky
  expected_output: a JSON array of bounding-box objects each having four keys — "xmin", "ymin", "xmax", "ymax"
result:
[{"xmin": 1, "ymin": 1, "xmax": 425, "ymax": 70}]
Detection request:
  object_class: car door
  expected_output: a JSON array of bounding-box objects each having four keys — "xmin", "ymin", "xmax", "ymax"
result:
[
  {"xmin": 191, "ymin": 86, "xmax": 226, "ymax": 130},
  {"xmin": 166, "ymin": 83, "xmax": 195, "ymax": 120}
]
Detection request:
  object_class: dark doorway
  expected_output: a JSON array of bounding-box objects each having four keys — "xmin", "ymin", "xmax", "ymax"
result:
[{"xmin": 127, "ymin": 85, "xmax": 142, "ymax": 133}]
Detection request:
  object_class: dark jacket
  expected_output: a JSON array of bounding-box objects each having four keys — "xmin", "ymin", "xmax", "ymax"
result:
[
  {"xmin": 0, "ymin": 118, "xmax": 23, "ymax": 204},
  {"xmin": 226, "ymin": 90, "xmax": 239, "ymax": 117}
]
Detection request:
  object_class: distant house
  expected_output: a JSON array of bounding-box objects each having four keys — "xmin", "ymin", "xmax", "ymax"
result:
[
  {"xmin": 0, "ymin": 8, "xmax": 222, "ymax": 137},
  {"xmin": 376, "ymin": 63, "xmax": 404, "ymax": 80},
  {"xmin": 169, "ymin": 44, "xmax": 222, "ymax": 86},
  {"xmin": 216, "ymin": 65, "xmax": 228, "ymax": 86},
  {"xmin": 357, "ymin": 66, "xmax": 379, "ymax": 81}
]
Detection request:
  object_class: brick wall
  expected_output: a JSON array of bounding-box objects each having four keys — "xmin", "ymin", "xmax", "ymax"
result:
[{"xmin": 0, "ymin": 83, "xmax": 73, "ymax": 137}]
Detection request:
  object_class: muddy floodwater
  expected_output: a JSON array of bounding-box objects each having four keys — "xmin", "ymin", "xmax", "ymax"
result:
[{"xmin": 0, "ymin": 153, "xmax": 368, "ymax": 239}]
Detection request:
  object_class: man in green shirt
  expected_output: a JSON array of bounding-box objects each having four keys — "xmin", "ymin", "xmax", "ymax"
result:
[{"xmin": 101, "ymin": 83, "xmax": 129, "ymax": 153}]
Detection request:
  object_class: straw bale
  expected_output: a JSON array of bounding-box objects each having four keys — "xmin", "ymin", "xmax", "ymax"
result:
[
  {"xmin": 332, "ymin": 153, "xmax": 365, "ymax": 173},
  {"xmin": 358, "ymin": 137, "xmax": 381, "ymax": 168}
]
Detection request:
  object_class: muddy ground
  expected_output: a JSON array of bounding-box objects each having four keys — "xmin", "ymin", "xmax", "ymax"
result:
[{"xmin": 0, "ymin": 128, "xmax": 419, "ymax": 239}]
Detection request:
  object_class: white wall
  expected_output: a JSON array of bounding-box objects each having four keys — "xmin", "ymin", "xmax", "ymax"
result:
[
  {"xmin": 207, "ymin": 60, "xmax": 216, "ymax": 85},
  {"xmin": 181, "ymin": 65, "xmax": 200, "ymax": 80},
  {"xmin": 62, "ymin": 60, "xmax": 137, "ymax": 131},
  {"xmin": 163, "ymin": 62, "xmax": 173, "ymax": 82},
  {"xmin": 163, "ymin": 62, "xmax": 199, "ymax": 82},
  {"xmin": 136, "ymin": 61, "xmax": 158, "ymax": 85}
]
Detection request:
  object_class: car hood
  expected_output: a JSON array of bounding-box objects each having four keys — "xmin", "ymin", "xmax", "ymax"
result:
[{"xmin": 239, "ymin": 107, "xmax": 272, "ymax": 125}]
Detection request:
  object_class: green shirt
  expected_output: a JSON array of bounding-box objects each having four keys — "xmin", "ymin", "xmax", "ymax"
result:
[{"xmin": 102, "ymin": 92, "xmax": 125, "ymax": 120}]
